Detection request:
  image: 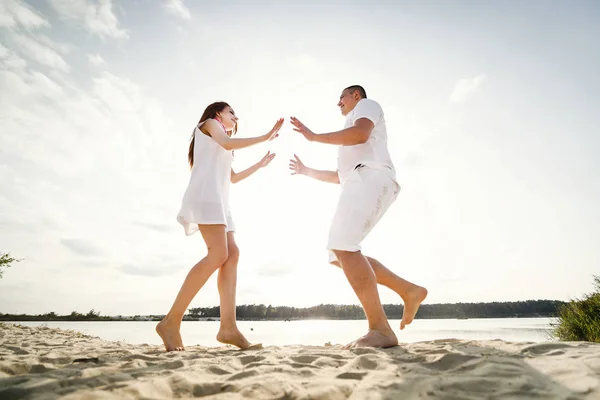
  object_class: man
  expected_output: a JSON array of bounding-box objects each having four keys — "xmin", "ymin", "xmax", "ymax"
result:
[{"xmin": 289, "ymin": 85, "xmax": 428, "ymax": 348}]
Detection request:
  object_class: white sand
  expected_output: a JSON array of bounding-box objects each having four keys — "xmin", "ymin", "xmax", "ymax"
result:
[{"xmin": 1, "ymin": 323, "xmax": 599, "ymax": 399}]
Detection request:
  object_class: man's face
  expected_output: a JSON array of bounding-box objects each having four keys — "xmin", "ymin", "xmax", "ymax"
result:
[{"xmin": 337, "ymin": 89, "xmax": 360, "ymax": 116}]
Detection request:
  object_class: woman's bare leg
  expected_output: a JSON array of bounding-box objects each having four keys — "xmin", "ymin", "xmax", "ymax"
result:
[
  {"xmin": 156, "ymin": 224, "xmax": 228, "ymax": 351},
  {"xmin": 215, "ymin": 231, "xmax": 255, "ymax": 349}
]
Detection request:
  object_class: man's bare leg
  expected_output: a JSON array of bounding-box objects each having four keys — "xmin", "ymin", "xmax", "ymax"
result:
[
  {"xmin": 156, "ymin": 224, "xmax": 228, "ymax": 351},
  {"xmin": 216, "ymin": 232, "xmax": 257, "ymax": 349},
  {"xmin": 333, "ymin": 250, "xmax": 398, "ymax": 349},
  {"xmin": 365, "ymin": 257, "xmax": 427, "ymax": 329},
  {"xmin": 331, "ymin": 256, "xmax": 427, "ymax": 330}
]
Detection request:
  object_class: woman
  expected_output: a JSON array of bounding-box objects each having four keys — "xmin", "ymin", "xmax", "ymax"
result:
[{"xmin": 157, "ymin": 101, "xmax": 283, "ymax": 351}]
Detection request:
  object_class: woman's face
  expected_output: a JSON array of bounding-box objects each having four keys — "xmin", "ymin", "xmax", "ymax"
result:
[{"xmin": 218, "ymin": 106, "xmax": 238, "ymax": 131}]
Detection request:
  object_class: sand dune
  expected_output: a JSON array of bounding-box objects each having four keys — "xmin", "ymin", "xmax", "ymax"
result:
[{"xmin": 1, "ymin": 323, "xmax": 599, "ymax": 399}]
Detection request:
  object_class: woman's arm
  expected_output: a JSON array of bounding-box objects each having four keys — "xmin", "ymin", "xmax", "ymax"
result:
[
  {"xmin": 203, "ymin": 118, "xmax": 283, "ymax": 151},
  {"xmin": 231, "ymin": 151, "xmax": 276, "ymax": 184}
]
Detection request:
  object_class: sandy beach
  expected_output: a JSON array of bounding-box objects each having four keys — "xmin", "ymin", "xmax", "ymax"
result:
[{"xmin": 1, "ymin": 323, "xmax": 599, "ymax": 399}]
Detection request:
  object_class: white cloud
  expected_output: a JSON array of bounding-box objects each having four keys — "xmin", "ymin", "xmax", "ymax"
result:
[
  {"xmin": 163, "ymin": 0, "xmax": 191, "ymax": 20},
  {"xmin": 30, "ymin": 71, "xmax": 65, "ymax": 98},
  {"xmin": 0, "ymin": 42, "xmax": 27, "ymax": 70},
  {"xmin": 0, "ymin": 0, "xmax": 50, "ymax": 30},
  {"xmin": 450, "ymin": 73, "xmax": 487, "ymax": 103},
  {"xmin": 47, "ymin": 0, "xmax": 128, "ymax": 39},
  {"xmin": 61, "ymin": 238, "xmax": 105, "ymax": 257},
  {"xmin": 92, "ymin": 71, "xmax": 144, "ymax": 112},
  {"xmin": 35, "ymin": 34, "xmax": 71, "ymax": 55},
  {"xmin": 88, "ymin": 53, "xmax": 106, "ymax": 66},
  {"xmin": 8, "ymin": 32, "xmax": 70, "ymax": 72},
  {"xmin": 0, "ymin": 70, "xmax": 33, "ymax": 104}
]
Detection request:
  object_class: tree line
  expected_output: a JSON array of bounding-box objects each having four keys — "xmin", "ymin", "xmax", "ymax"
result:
[
  {"xmin": 0, "ymin": 300, "xmax": 564, "ymax": 322},
  {"xmin": 188, "ymin": 300, "xmax": 564, "ymax": 320}
]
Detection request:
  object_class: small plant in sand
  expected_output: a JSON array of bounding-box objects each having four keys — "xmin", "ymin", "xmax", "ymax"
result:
[
  {"xmin": 0, "ymin": 252, "xmax": 21, "ymax": 279},
  {"xmin": 554, "ymin": 275, "xmax": 600, "ymax": 343}
]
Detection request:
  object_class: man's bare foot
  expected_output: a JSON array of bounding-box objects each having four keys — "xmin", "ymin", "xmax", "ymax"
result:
[
  {"xmin": 400, "ymin": 286, "xmax": 428, "ymax": 330},
  {"xmin": 217, "ymin": 327, "xmax": 260, "ymax": 350},
  {"xmin": 343, "ymin": 329, "xmax": 398, "ymax": 349},
  {"xmin": 156, "ymin": 318, "xmax": 184, "ymax": 352}
]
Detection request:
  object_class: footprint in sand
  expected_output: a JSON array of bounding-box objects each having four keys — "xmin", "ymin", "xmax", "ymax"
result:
[
  {"xmin": 336, "ymin": 371, "xmax": 369, "ymax": 380},
  {"xmin": 237, "ymin": 354, "xmax": 266, "ymax": 366},
  {"xmin": 290, "ymin": 355, "xmax": 320, "ymax": 364}
]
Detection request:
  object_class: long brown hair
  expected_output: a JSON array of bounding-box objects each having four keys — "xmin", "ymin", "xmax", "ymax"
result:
[{"xmin": 188, "ymin": 101, "xmax": 238, "ymax": 168}]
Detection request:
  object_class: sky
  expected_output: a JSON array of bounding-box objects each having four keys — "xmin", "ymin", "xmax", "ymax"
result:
[{"xmin": 1, "ymin": 0, "xmax": 599, "ymax": 316}]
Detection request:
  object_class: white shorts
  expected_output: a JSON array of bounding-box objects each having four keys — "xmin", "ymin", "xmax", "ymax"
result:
[{"xmin": 327, "ymin": 165, "xmax": 400, "ymax": 263}]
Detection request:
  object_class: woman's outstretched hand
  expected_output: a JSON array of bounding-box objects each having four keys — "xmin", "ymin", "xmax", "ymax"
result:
[
  {"xmin": 265, "ymin": 118, "xmax": 284, "ymax": 141},
  {"xmin": 259, "ymin": 151, "xmax": 276, "ymax": 168}
]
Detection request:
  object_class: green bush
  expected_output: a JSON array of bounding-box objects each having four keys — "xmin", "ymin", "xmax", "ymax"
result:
[
  {"xmin": 0, "ymin": 252, "xmax": 20, "ymax": 278},
  {"xmin": 554, "ymin": 275, "xmax": 600, "ymax": 343}
]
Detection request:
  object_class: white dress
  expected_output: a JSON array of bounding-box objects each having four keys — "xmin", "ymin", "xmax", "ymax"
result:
[{"xmin": 177, "ymin": 120, "xmax": 235, "ymax": 235}]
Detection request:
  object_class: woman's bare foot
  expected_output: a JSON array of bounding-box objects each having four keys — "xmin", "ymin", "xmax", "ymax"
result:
[
  {"xmin": 400, "ymin": 286, "xmax": 428, "ymax": 330},
  {"xmin": 217, "ymin": 327, "xmax": 260, "ymax": 350},
  {"xmin": 156, "ymin": 318, "xmax": 184, "ymax": 352},
  {"xmin": 343, "ymin": 329, "xmax": 398, "ymax": 349}
]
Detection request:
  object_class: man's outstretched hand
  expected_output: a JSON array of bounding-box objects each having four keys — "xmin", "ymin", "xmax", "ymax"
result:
[
  {"xmin": 288, "ymin": 154, "xmax": 307, "ymax": 175},
  {"xmin": 290, "ymin": 117, "xmax": 315, "ymax": 141}
]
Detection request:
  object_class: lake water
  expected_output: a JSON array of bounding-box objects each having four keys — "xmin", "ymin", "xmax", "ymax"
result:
[{"xmin": 9, "ymin": 318, "xmax": 557, "ymax": 347}]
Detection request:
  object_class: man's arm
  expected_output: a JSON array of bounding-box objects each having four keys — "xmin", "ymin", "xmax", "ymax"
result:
[
  {"xmin": 311, "ymin": 119, "xmax": 374, "ymax": 146},
  {"xmin": 303, "ymin": 167, "xmax": 340, "ymax": 184},
  {"xmin": 289, "ymin": 154, "xmax": 340, "ymax": 184},
  {"xmin": 290, "ymin": 117, "xmax": 374, "ymax": 146}
]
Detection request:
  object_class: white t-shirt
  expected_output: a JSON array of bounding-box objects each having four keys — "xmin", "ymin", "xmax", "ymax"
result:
[{"xmin": 337, "ymin": 98, "xmax": 396, "ymax": 184}]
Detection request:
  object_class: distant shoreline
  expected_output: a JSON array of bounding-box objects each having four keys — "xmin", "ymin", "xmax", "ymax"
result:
[
  {"xmin": 1, "ymin": 315, "xmax": 558, "ymax": 323},
  {"xmin": 0, "ymin": 299, "xmax": 564, "ymax": 322}
]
